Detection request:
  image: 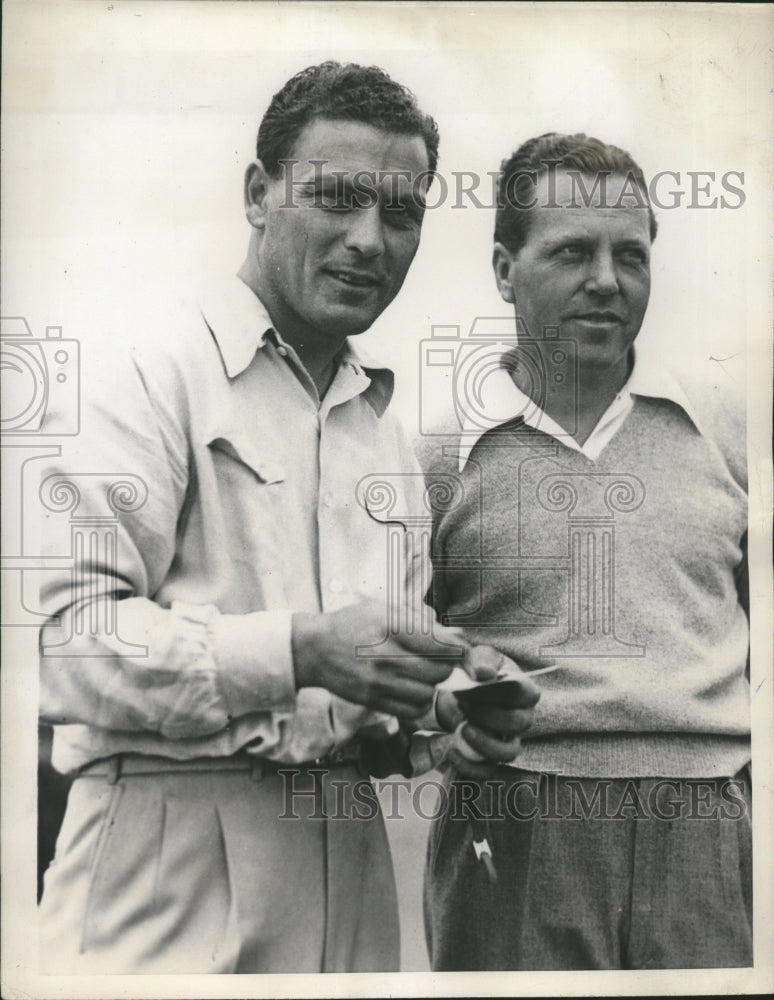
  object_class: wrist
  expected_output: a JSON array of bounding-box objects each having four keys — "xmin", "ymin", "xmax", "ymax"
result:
[{"xmin": 291, "ymin": 611, "xmax": 323, "ymax": 690}]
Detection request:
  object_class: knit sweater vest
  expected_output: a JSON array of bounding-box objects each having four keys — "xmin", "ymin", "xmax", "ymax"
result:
[{"xmin": 421, "ymin": 393, "xmax": 749, "ymax": 778}]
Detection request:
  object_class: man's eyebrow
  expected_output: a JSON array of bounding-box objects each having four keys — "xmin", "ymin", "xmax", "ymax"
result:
[
  {"xmin": 541, "ymin": 230, "xmax": 651, "ymax": 247},
  {"xmin": 296, "ymin": 173, "xmax": 425, "ymax": 209},
  {"xmin": 296, "ymin": 175, "xmax": 345, "ymax": 187},
  {"xmin": 541, "ymin": 231, "xmax": 595, "ymax": 247},
  {"xmin": 301, "ymin": 175, "xmax": 366, "ymax": 192},
  {"xmin": 615, "ymin": 235, "xmax": 651, "ymax": 249}
]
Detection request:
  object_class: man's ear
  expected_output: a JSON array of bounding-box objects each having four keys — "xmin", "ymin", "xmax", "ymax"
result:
[
  {"xmin": 244, "ymin": 160, "xmax": 273, "ymax": 229},
  {"xmin": 493, "ymin": 242, "xmax": 516, "ymax": 304}
]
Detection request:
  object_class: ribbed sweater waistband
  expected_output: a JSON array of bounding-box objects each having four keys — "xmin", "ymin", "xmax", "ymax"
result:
[{"xmin": 513, "ymin": 733, "xmax": 751, "ymax": 778}]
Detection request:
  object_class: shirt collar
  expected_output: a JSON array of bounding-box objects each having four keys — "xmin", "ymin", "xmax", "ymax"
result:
[
  {"xmin": 335, "ymin": 341, "xmax": 395, "ymax": 417},
  {"xmin": 199, "ymin": 274, "xmax": 274, "ymax": 378},
  {"xmin": 456, "ymin": 341, "xmax": 705, "ymax": 471},
  {"xmin": 626, "ymin": 342, "xmax": 704, "ymax": 436},
  {"xmin": 199, "ymin": 274, "xmax": 394, "ymax": 417}
]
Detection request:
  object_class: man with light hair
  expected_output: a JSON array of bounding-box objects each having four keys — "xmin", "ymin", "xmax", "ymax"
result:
[{"xmin": 421, "ymin": 132, "xmax": 750, "ymax": 970}]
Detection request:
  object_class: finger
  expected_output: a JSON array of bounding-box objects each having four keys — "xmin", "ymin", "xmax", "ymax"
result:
[
  {"xmin": 435, "ymin": 689, "xmax": 466, "ymax": 732},
  {"xmin": 375, "ymin": 696, "xmax": 434, "ymax": 720},
  {"xmin": 451, "ymin": 721, "xmax": 485, "ymax": 761},
  {"xmin": 391, "ymin": 621, "xmax": 470, "ymax": 659},
  {"xmin": 446, "ymin": 746, "xmax": 499, "ymax": 781},
  {"xmin": 502, "ymin": 649, "xmax": 557, "ymax": 673},
  {"xmin": 368, "ymin": 673, "xmax": 437, "ymax": 708},
  {"xmin": 463, "ymin": 645, "xmax": 503, "ymax": 681},
  {"xmin": 362, "ymin": 631, "xmax": 461, "ymax": 676},
  {"xmin": 384, "ymin": 655, "xmax": 458, "ymax": 685},
  {"xmin": 461, "ymin": 723, "xmax": 523, "ymax": 764},
  {"xmin": 348, "ymin": 600, "xmax": 467, "ymax": 660},
  {"xmin": 461, "ymin": 705, "xmax": 534, "ymax": 738}
]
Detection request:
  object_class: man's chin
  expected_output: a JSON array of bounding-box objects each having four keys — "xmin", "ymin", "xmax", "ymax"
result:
[
  {"xmin": 317, "ymin": 306, "xmax": 381, "ymax": 339},
  {"xmin": 576, "ymin": 344, "xmax": 636, "ymax": 374}
]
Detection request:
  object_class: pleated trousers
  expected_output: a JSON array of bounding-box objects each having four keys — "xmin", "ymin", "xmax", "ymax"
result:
[{"xmin": 39, "ymin": 757, "xmax": 399, "ymax": 974}]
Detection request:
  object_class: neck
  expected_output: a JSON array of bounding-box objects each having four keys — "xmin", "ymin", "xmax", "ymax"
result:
[
  {"xmin": 509, "ymin": 350, "xmax": 633, "ymax": 445},
  {"xmin": 238, "ymin": 253, "xmax": 344, "ymax": 397}
]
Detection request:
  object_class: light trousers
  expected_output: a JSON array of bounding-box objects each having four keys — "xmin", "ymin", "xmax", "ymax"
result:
[{"xmin": 39, "ymin": 758, "xmax": 399, "ymax": 973}]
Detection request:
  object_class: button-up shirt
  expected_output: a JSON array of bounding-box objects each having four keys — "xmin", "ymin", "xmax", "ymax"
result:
[{"xmin": 40, "ymin": 275, "xmax": 428, "ymax": 773}]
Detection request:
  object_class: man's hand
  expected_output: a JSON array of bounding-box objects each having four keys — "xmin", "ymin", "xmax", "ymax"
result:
[
  {"xmin": 435, "ymin": 647, "xmax": 542, "ymax": 778},
  {"xmin": 292, "ymin": 601, "xmax": 464, "ymax": 720}
]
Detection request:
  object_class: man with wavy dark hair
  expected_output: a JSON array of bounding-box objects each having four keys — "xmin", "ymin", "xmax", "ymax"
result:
[
  {"xmin": 255, "ymin": 61, "xmax": 440, "ymax": 178},
  {"xmin": 37, "ymin": 62, "xmax": 535, "ymax": 973},
  {"xmin": 421, "ymin": 132, "xmax": 750, "ymax": 970}
]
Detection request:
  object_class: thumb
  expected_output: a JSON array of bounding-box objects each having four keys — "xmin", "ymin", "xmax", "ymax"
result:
[
  {"xmin": 463, "ymin": 645, "xmax": 504, "ymax": 681},
  {"xmin": 452, "ymin": 721, "xmax": 486, "ymax": 762}
]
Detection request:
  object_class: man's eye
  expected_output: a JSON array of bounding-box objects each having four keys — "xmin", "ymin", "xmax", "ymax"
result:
[
  {"xmin": 556, "ymin": 245, "xmax": 585, "ymax": 259},
  {"xmin": 320, "ymin": 196, "xmax": 352, "ymax": 211},
  {"xmin": 383, "ymin": 205, "xmax": 419, "ymax": 227},
  {"xmin": 620, "ymin": 248, "xmax": 648, "ymax": 265}
]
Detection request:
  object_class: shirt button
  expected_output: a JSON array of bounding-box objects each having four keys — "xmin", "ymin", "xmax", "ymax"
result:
[
  {"xmin": 329, "ymin": 578, "xmax": 344, "ymax": 594},
  {"xmin": 321, "ymin": 492, "xmax": 333, "ymax": 507},
  {"xmin": 276, "ymin": 345, "xmax": 288, "ymax": 357}
]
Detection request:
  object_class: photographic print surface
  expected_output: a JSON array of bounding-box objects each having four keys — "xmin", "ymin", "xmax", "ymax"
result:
[{"xmin": 2, "ymin": 2, "xmax": 772, "ymax": 997}]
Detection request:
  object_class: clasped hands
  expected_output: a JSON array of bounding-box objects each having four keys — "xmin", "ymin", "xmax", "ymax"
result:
[{"xmin": 292, "ymin": 600, "xmax": 543, "ymax": 777}]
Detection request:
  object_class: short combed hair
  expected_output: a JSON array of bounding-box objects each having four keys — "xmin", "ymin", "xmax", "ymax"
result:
[
  {"xmin": 495, "ymin": 132, "xmax": 657, "ymax": 253},
  {"xmin": 256, "ymin": 61, "xmax": 439, "ymax": 178}
]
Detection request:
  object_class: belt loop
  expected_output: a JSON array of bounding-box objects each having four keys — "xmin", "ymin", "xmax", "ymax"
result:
[
  {"xmin": 106, "ymin": 755, "xmax": 122, "ymax": 785},
  {"xmin": 250, "ymin": 758, "xmax": 264, "ymax": 783}
]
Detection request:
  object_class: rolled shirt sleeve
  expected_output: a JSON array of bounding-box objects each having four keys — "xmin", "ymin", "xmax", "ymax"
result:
[
  {"xmin": 41, "ymin": 601, "xmax": 296, "ymax": 739},
  {"xmin": 38, "ymin": 284, "xmax": 430, "ymax": 771},
  {"xmin": 39, "ymin": 332, "xmax": 299, "ymax": 743}
]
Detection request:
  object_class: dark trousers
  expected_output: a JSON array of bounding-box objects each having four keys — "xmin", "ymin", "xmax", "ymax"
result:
[{"xmin": 425, "ymin": 767, "xmax": 752, "ymax": 970}]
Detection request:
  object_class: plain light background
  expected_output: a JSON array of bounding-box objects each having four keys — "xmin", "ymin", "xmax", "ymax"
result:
[
  {"xmin": 2, "ymin": 2, "xmax": 772, "ymax": 998},
  {"xmin": 3, "ymin": 1, "xmax": 769, "ymax": 425}
]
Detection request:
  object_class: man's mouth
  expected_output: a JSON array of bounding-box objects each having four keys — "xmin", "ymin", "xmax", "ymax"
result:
[
  {"xmin": 326, "ymin": 269, "xmax": 381, "ymax": 289},
  {"xmin": 573, "ymin": 311, "xmax": 623, "ymax": 323}
]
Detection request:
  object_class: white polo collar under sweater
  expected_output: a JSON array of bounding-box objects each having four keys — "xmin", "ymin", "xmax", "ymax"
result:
[{"xmin": 456, "ymin": 343, "xmax": 705, "ymax": 471}]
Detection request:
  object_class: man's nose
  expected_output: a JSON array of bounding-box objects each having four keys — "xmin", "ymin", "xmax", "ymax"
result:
[
  {"xmin": 344, "ymin": 206, "xmax": 385, "ymax": 258},
  {"xmin": 585, "ymin": 251, "xmax": 619, "ymax": 296}
]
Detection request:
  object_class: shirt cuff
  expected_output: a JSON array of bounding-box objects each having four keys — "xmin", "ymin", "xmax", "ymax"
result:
[{"xmin": 210, "ymin": 610, "xmax": 297, "ymax": 719}]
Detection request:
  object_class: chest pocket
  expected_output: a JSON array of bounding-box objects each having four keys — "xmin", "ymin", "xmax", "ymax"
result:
[
  {"xmin": 201, "ymin": 431, "xmax": 288, "ymax": 608},
  {"xmin": 207, "ymin": 432, "xmax": 286, "ymax": 486}
]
